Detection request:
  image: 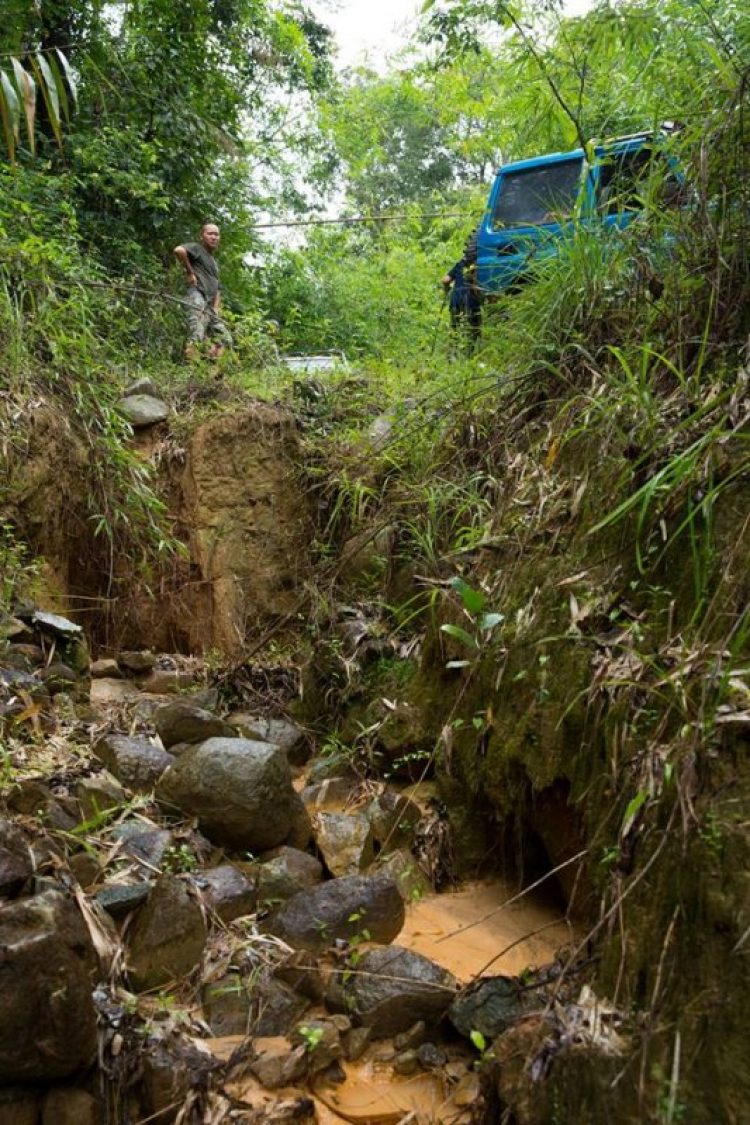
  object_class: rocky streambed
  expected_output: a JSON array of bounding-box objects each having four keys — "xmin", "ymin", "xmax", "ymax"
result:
[{"xmin": 0, "ymin": 613, "xmax": 583, "ymax": 1125}]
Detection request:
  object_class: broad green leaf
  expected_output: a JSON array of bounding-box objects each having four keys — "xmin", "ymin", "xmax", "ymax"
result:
[
  {"xmin": 0, "ymin": 69, "xmax": 20, "ymax": 160},
  {"xmin": 449, "ymin": 575, "xmax": 486, "ymax": 614},
  {"xmin": 621, "ymin": 790, "xmax": 647, "ymax": 837},
  {"xmin": 31, "ymin": 52, "xmax": 61, "ymax": 147},
  {"xmin": 55, "ymin": 48, "xmax": 78, "ymax": 109},
  {"xmin": 11, "ymin": 59, "xmax": 36, "ymax": 155},
  {"xmin": 440, "ymin": 623, "xmax": 479, "ymax": 649},
  {"xmin": 470, "ymin": 1030, "xmax": 487, "ymax": 1052},
  {"xmin": 479, "ymin": 612, "xmax": 504, "ymax": 631}
]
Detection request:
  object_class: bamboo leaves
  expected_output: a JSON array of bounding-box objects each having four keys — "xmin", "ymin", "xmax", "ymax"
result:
[{"xmin": 0, "ymin": 51, "xmax": 76, "ymax": 161}]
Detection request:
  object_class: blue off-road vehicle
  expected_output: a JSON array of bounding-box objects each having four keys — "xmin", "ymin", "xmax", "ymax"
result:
[{"xmin": 477, "ymin": 127, "xmax": 684, "ymax": 295}]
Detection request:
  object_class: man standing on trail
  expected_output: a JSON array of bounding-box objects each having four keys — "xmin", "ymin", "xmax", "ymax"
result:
[{"xmin": 174, "ymin": 222, "xmax": 233, "ymax": 361}]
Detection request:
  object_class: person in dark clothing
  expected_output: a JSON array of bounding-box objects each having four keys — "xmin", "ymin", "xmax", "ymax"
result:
[
  {"xmin": 442, "ymin": 255, "xmax": 481, "ymax": 351},
  {"xmin": 174, "ymin": 222, "xmax": 233, "ymax": 361}
]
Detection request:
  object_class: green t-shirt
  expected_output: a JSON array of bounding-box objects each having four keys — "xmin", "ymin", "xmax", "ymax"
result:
[{"xmin": 184, "ymin": 242, "xmax": 220, "ymax": 301}]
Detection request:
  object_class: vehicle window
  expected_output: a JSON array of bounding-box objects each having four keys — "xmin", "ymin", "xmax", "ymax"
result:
[
  {"xmin": 597, "ymin": 146, "xmax": 680, "ymax": 213},
  {"xmin": 492, "ymin": 158, "xmax": 583, "ymax": 229}
]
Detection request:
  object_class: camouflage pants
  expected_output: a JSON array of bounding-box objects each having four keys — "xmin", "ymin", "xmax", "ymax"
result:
[{"xmin": 185, "ymin": 287, "xmax": 233, "ymax": 347}]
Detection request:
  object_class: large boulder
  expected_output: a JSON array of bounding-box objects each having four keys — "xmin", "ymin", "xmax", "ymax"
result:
[
  {"xmin": 192, "ymin": 864, "xmax": 258, "ymax": 922},
  {"xmin": 153, "ymin": 699, "xmax": 236, "ymax": 749},
  {"xmin": 0, "ymin": 890, "xmax": 98, "ymax": 1081},
  {"xmin": 127, "ymin": 876, "xmax": 207, "ymax": 991},
  {"xmin": 93, "ymin": 732, "xmax": 175, "ymax": 792},
  {"xmin": 265, "ymin": 873, "xmax": 404, "ymax": 953},
  {"xmin": 156, "ymin": 738, "xmax": 304, "ymax": 852},
  {"xmin": 327, "ymin": 946, "xmax": 458, "ymax": 1039}
]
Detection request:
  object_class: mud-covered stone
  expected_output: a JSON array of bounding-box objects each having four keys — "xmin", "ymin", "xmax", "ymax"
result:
[
  {"xmin": 127, "ymin": 875, "xmax": 207, "ymax": 991},
  {"xmin": 40, "ymin": 662, "xmax": 79, "ymax": 695},
  {"xmin": 367, "ymin": 790, "xmax": 421, "ymax": 852},
  {"xmin": 249, "ymin": 1038, "xmax": 308, "ymax": 1089},
  {"xmin": 153, "ymin": 698, "xmax": 236, "ymax": 749},
  {"xmin": 291, "ymin": 1017, "xmax": 348, "ymax": 1073},
  {"xmin": 93, "ymin": 732, "xmax": 175, "ymax": 792},
  {"xmin": 265, "ymin": 873, "xmax": 404, "ymax": 953},
  {"xmin": 0, "ymin": 890, "xmax": 98, "ymax": 1081},
  {"xmin": 192, "ymin": 864, "xmax": 257, "ymax": 922},
  {"xmin": 257, "ymin": 847, "xmax": 323, "ymax": 905},
  {"xmin": 156, "ymin": 738, "xmax": 304, "ymax": 852},
  {"xmin": 90, "ymin": 658, "xmax": 122, "ymax": 678},
  {"xmin": 313, "ymin": 811, "xmax": 375, "ymax": 877},
  {"xmin": 448, "ymin": 975, "xmax": 524, "ymax": 1040},
  {"xmin": 327, "ymin": 946, "xmax": 458, "ymax": 1039},
  {"xmin": 202, "ymin": 973, "xmax": 254, "ymax": 1037},
  {"xmin": 0, "ymin": 818, "xmax": 33, "ymax": 898},
  {"xmin": 141, "ymin": 1040, "xmax": 220, "ymax": 1123}
]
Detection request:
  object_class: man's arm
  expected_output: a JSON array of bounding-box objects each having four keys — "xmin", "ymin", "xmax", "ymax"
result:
[{"xmin": 174, "ymin": 245, "xmax": 197, "ymax": 287}]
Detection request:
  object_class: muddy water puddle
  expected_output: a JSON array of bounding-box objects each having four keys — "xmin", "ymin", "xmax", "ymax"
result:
[{"xmin": 400, "ymin": 878, "xmax": 573, "ymax": 982}]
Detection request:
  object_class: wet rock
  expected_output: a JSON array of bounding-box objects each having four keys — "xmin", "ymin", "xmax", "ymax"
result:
[
  {"xmin": 117, "ymin": 651, "xmax": 156, "ymax": 674},
  {"xmin": 327, "ymin": 946, "xmax": 458, "ymax": 1039},
  {"xmin": 90, "ymin": 658, "xmax": 122, "ymax": 679},
  {"xmin": 249, "ymin": 1038, "xmax": 308, "ymax": 1089},
  {"xmin": 95, "ymin": 881, "xmax": 153, "ymax": 919},
  {"xmin": 370, "ymin": 848, "xmax": 432, "ymax": 903},
  {"xmin": 0, "ymin": 1086, "xmax": 41, "ymax": 1124},
  {"xmin": 393, "ymin": 1020, "xmax": 428, "ymax": 1051},
  {"xmin": 75, "ymin": 772, "xmax": 126, "ymax": 821},
  {"xmin": 240, "ymin": 1096, "xmax": 316, "ymax": 1125},
  {"xmin": 252, "ymin": 970, "xmax": 310, "ymax": 1037},
  {"xmin": 112, "ymin": 822, "xmax": 173, "ymax": 872},
  {"xmin": 417, "ymin": 1042, "xmax": 447, "ymax": 1069},
  {"xmin": 342, "ymin": 1026, "xmax": 371, "ymax": 1061},
  {"xmin": 94, "ymin": 732, "xmax": 175, "ymax": 792},
  {"xmin": 156, "ymin": 738, "xmax": 304, "ymax": 852},
  {"xmin": 10, "ymin": 643, "xmax": 44, "ymax": 664},
  {"xmin": 127, "ymin": 875, "xmax": 207, "ymax": 991},
  {"xmin": 41, "ymin": 1087, "xmax": 98, "ymax": 1125},
  {"xmin": 0, "ymin": 890, "xmax": 98, "ymax": 1081},
  {"xmin": 0, "ymin": 667, "xmax": 49, "ymax": 702},
  {"xmin": 257, "ymin": 847, "xmax": 323, "ymax": 905},
  {"xmin": 273, "ymin": 951, "xmax": 325, "ymax": 1003},
  {"xmin": 154, "ymin": 698, "xmax": 236, "ymax": 748},
  {"xmin": 39, "ymin": 662, "xmax": 79, "ymax": 695},
  {"xmin": 291, "ymin": 1017, "xmax": 347, "ymax": 1073},
  {"xmin": 202, "ymin": 973, "xmax": 253, "ymax": 1036},
  {"xmin": 448, "ymin": 975, "xmax": 524, "ymax": 1041},
  {"xmin": 141, "ymin": 1040, "xmax": 220, "ymax": 1124},
  {"xmin": 228, "ymin": 714, "xmax": 310, "ymax": 766},
  {"xmin": 0, "ymin": 819, "xmax": 33, "ymax": 898},
  {"xmin": 313, "ymin": 811, "xmax": 375, "ymax": 877},
  {"xmin": 454, "ymin": 1071, "xmax": 481, "ymax": 1108},
  {"xmin": 68, "ymin": 850, "xmax": 102, "ymax": 888},
  {"xmin": 192, "ymin": 864, "xmax": 257, "ymax": 922},
  {"xmin": 118, "ymin": 393, "xmax": 169, "ymax": 428},
  {"xmin": 393, "ymin": 1050, "xmax": 419, "ymax": 1076},
  {"xmin": 265, "ymin": 873, "xmax": 404, "ymax": 953},
  {"xmin": 367, "ymin": 790, "xmax": 421, "ymax": 851}
]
